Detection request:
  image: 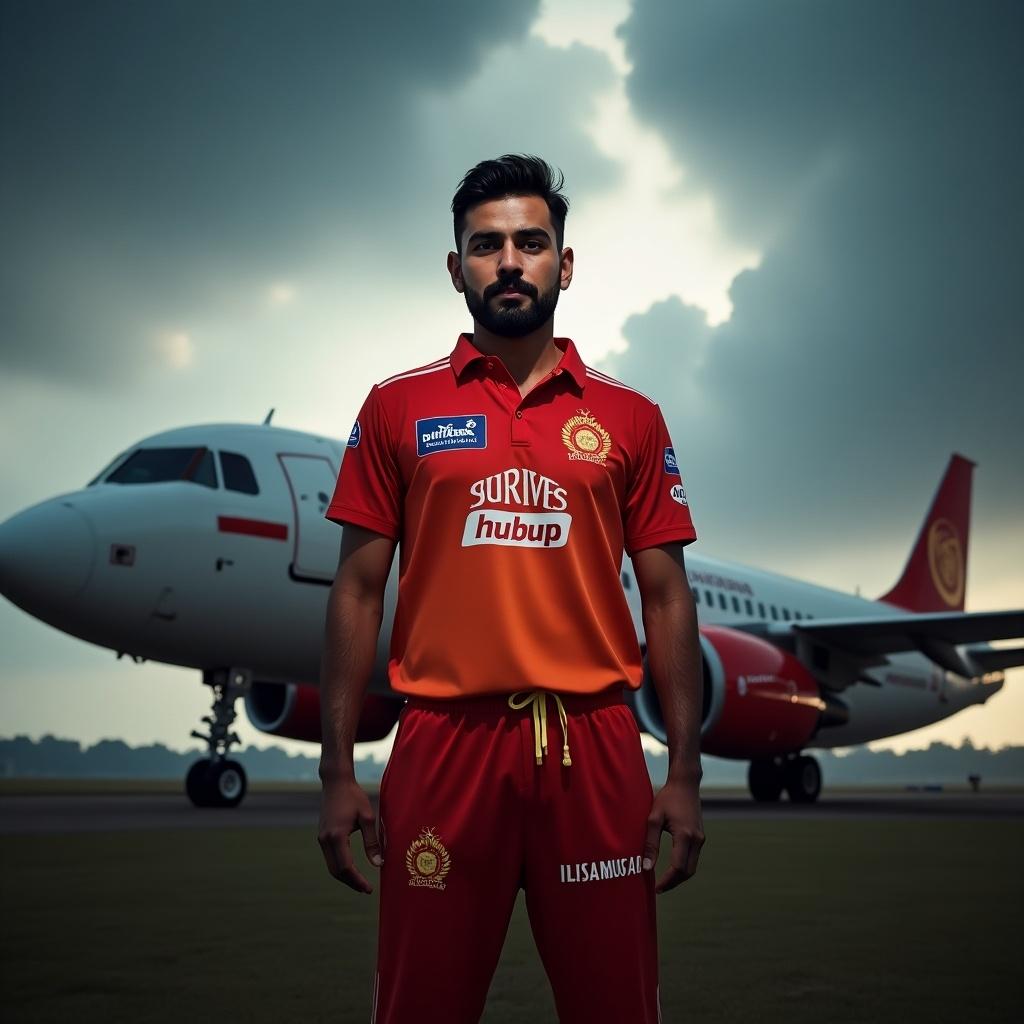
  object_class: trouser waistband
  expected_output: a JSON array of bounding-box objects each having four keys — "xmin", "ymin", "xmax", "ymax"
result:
[
  {"xmin": 403, "ymin": 686, "xmax": 626, "ymax": 769},
  {"xmin": 403, "ymin": 686, "xmax": 625, "ymax": 715}
]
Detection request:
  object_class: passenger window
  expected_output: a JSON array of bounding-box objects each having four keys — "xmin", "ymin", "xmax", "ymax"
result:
[
  {"xmin": 758, "ymin": 602, "xmax": 766, "ymax": 618},
  {"xmin": 219, "ymin": 451, "xmax": 259, "ymax": 495},
  {"xmin": 745, "ymin": 599, "xmax": 753, "ymax": 615},
  {"xmin": 731, "ymin": 596, "xmax": 740, "ymax": 612},
  {"xmin": 692, "ymin": 588, "xmax": 700, "ymax": 604},
  {"xmin": 782, "ymin": 608, "xmax": 791, "ymax": 621},
  {"xmin": 705, "ymin": 590, "xmax": 713, "ymax": 606},
  {"xmin": 794, "ymin": 610, "xmax": 802, "ymax": 620},
  {"xmin": 718, "ymin": 592, "xmax": 727, "ymax": 611},
  {"xmin": 770, "ymin": 605, "xmax": 779, "ymax": 620},
  {"xmin": 621, "ymin": 572, "xmax": 631, "ymax": 590}
]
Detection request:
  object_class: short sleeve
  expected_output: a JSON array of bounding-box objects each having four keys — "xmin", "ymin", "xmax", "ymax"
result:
[
  {"xmin": 623, "ymin": 403, "xmax": 697, "ymax": 556},
  {"xmin": 324, "ymin": 385, "xmax": 402, "ymax": 539}
]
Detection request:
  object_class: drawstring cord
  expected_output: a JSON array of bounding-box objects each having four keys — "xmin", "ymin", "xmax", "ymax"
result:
[{"xmin": 507, "ymin": 690, "xmax": 572, "ymax": 767}]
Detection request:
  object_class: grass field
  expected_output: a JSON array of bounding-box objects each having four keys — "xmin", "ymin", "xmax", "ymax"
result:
[{"xmin": 2, "ymin": 805, "xmax": 1020, "ymax": 1023}]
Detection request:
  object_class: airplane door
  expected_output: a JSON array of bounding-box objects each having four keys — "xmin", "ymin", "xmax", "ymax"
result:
[{"xmin": 279, "ymin": 453, "xmax": 341, "ymax": 582}]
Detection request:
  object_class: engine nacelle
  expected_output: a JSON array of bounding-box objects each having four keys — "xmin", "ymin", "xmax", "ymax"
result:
[
  {"xmin": 244, "ymin": 682, "xmax": 404, "ymax": 744},
  {"xmin": 627, "ymin": 625, "xmax": 826, "ymax": 758}
]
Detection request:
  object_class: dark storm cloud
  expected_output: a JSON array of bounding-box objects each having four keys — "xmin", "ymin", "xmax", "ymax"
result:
[
  {"xmin": 603, "ymin": 0, "xmax": 1024, "ymax": 578},
  {"xmin": 0, "ymin": 0, "xmax": 544, "ymax": 383}
]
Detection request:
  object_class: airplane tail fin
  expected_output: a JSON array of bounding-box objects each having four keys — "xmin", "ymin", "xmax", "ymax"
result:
[{"xmin": 878, "ymin": 453, "xmax": 975, "ymax": 612}]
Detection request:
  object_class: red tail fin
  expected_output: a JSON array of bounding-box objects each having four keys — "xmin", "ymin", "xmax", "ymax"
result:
[{"xmin": 878, "ymin": 453, "xmax": 974, "ymax": 612}]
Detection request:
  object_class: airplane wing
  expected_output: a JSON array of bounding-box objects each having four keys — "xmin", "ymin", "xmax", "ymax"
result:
[
  {"xmin": 761, "ymin": 608, "xmax": 1024, "ymax": 680},
  {"xmin": 963, "ymin": 644, "xmax": 1024, "ymax": 674}
]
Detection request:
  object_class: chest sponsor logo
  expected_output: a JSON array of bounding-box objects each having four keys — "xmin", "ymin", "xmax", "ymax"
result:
[
  {"xmin": 669, "ymin": 483, "xmax": 688, "ymax": 505},
  {"xmin": 663, "ymin": 446, "xmax": 679, "ymax": 474},
  {"xmin": 406, "ymin": 826, "xmax": 452, "ymax": 890},
  {"xmin": 346, "ymin": 420, "xmax": 361, "ymax": 448},
  {"xmin": 416, "ymin": 414, "xmax": 486, "ymax": 457},
  {"xmin": 561, "ymin": 408, "xmax": 611, "ymax": 465},
  {"xmin": 462, "ymin": 467, "xmax": 571, "ymax": 549}
]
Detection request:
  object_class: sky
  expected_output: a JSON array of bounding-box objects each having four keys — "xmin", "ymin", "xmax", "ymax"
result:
[{"xmin": 1, "ymin": 0, "xmax": 1021, "ymax": 763}]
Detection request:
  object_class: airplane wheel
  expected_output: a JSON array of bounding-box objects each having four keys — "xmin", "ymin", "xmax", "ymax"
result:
[
  {"xmin": 748, "ymin": 757, "xmax": 784, "ymax": 801},
  {"xmin": 186, "ymin": 758, "xmax": 214, "ymax": 807},
  {"xmin": 783, "ymin": 755, "xmax": 822, "ymax": 803},
  {"xmin": 208, "ymin": 759, "xmax": 247, "ymax": 808}
]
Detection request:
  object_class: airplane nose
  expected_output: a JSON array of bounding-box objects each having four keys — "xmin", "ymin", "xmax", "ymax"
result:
[{"xmin": 0, "ymin": 501, "xmax": 96, "ymax": 613}]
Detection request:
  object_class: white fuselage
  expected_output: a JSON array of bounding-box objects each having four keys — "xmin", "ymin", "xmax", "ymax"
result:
[{"xmin": 0, "ymin": 422, "xmax": 999, "ymax": 753}]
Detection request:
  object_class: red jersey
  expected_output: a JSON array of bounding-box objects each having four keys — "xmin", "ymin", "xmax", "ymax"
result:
[{"xmin": 325, "ymin": 332, "xmax": 697, "ymax": 698}]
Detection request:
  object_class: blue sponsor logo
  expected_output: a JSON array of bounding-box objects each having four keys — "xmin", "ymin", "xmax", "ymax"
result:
[
  {"xmin": 663, "ymin": 446, "xmax": 680, "ymax": 475},
  {"xmin": 416, "ymin": 414, "xmax": 487, "ymax": 457},
  {"xmin": 347, "ymin": 420, "xmax": 361, "ymax": 448}
]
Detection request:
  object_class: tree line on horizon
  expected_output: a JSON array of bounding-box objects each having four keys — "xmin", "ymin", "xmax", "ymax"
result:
[{"xmin": 1, "ymin": 733, "xmax": 1021, "ymax": 786}]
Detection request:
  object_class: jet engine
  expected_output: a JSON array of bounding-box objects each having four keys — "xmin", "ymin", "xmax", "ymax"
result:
[
  {"xmin": 627, "ymin": 625, "xmax": 827, "ymax": 757},
  {"xmin": 244, "ymin": 681, "xmax": 404, "ymax": 744}
]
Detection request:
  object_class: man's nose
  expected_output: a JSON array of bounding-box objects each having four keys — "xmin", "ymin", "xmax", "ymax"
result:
[{"xmin": 498, "ymin": 239, "xmax": 523, "ymax": 274}]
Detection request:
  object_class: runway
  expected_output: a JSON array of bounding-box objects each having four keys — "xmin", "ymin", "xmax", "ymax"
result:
[{"xmin": 1, "ymin": 785, "xmax": 1021, "ymax": 834}]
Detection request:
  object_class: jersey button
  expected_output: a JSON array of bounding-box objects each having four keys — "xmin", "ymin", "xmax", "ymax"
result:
[
  {"xmin": 515, "ymin": 410, "xmax": 523, "ymax": 419},
  {"xmin": 554, "ymin": 368, "xmax": 562, "ymax": 375},
  {"xmin": 486, "ymin": 359, "xmax": 495, "ymax": 371}
]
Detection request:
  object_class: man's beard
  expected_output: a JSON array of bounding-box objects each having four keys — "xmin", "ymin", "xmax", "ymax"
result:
[{"xmin": 463, "ymin": 273, "xmax": 561, "ymax": 338}]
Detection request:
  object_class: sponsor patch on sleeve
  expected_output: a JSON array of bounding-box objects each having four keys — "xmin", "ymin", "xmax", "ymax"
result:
[
  {"xmin": 669, "ymin": 483, "xmax": 688, "ymax": 505},
  {"xmin": 416, "ymin": 414, "xmax": 487, "ymax": 457},
  {"xmin": 663, "ymin": 447, "xmax": 680, "ymax": 475},
  {"xmin": 347, "ymin": 420, "xmax": 361, "ymax": 448}
]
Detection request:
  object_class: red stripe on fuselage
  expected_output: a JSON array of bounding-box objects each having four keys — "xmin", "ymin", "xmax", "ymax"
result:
[{"xmin": 217, "ymin": 515, "xmax": 288, "ymax": 540}]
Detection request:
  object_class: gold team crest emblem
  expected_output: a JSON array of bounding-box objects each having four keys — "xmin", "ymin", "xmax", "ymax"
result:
[
  {"xmin": 562, "ymin": 409, "xmax": 612, "ymax": 465},
  {"xmin": 406, "ymin": 827, "xmax": 452, "ymax": 890},
  {"xmin": 927, "ymin": 517, "xmax": 964, "ymax": 607}
]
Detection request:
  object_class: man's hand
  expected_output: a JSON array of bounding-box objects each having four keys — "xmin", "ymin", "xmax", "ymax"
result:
[
  {"xmin": 643, "ymin": 777, "xmax": 705, "ymax": 894},
  {"xmin": 317, "ymin": 775, "xmax": 383, "ymax": 894}
]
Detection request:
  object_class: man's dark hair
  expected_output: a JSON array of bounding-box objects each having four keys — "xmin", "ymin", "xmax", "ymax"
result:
[{"xmin": 451, "ymin": 154, "xmax": 569, "ymax": 255}]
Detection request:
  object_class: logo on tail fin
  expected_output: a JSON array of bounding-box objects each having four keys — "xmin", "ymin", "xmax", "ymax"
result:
[
  {"xmin": 928, "ymin": 518, "xmax": 964, "ymax": 607},
  {"xmin": 878, "ymin": 453, "xmax": 973, "ymax": 613}
]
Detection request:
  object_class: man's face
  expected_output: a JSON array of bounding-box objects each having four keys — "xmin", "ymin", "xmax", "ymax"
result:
[{"xmin": 449, "ymin": 194, "xmax": 572, "ymax": 338}]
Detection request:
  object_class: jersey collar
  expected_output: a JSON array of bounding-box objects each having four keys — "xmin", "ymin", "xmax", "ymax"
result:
[{"xmin": 450, "ymin": 332, "xmax": 587, "ymax": 391}]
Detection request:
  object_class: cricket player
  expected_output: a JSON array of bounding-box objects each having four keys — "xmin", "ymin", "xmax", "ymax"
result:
[{"xmin": 317, "ymin": 154, "xmax": 705, "ymax": 1023}]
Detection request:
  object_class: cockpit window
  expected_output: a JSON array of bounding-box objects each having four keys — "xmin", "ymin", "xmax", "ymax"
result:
[
  {"xmin": 105, "ymin": 447, "xmax": 218, "ymax": 488},
  {"xmin": 87, "ymin": 449, "xmax": 132, "ymax": 486},
  {"xmin": 219, "ymin": 451, "xmax": 259, "ymax": 495}
]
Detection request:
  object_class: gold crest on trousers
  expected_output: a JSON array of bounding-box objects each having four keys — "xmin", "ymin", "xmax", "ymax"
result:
[{"xmin": 406, "ymin": 827, "xmax": 452, "ymax": 890}]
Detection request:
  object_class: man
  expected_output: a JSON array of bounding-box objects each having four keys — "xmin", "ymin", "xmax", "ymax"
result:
[{"xmin": 318, "ymin": 154, "xmax": 705, "ymax": 1024}]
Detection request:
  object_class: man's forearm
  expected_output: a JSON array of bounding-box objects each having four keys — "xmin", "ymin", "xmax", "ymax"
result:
[
  {"xmin": 318, "ymin": 584, "xmax": 385, "ymax": 781},
  {"xmin": 642, "ymin": 587, "xmax": 703, "ymax": 783}
]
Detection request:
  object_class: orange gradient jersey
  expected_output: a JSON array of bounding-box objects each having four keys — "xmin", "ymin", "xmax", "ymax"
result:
[{"xmin": 325, "ymin": 333, "xmax": 697, "ymax": 698}]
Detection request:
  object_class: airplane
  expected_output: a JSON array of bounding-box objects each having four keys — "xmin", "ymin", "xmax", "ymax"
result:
[{"xmin": 0, "ymin": 410, "xmax": 1020, "ymax": 808}]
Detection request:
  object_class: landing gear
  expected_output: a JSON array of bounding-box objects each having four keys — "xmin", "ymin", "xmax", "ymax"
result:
[
  {"xmin": 186, "ymin": 668, "xmax": 252, "ymax": 808},
  {"xmin": 185, "ymin": 757, "xmax": 248, "ymax": 808},
  {"xmin": 783, "ymin": 754, "xmax": 822, "ymax": 803},
  {"xmin": 747, "ymin": 753, "xmax": 822, "ymax": 803},
  {"xmin": 748, "ymin": 756, "xmax": 784, "ymax": 801}
]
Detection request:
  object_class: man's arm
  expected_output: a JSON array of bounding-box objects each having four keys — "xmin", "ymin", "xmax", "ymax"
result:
[
  {"xmin": 631, "ymin": 541, "xmax": 706, "ymax": 893},
  {"xmin": 317, "ymin": 523, "xmax": 396, "ymax": 894}
]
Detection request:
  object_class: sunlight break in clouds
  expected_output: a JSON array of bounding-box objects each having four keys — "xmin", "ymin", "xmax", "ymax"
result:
[
  {"xmin": 531, "ymin": 0, "xmax": 760, "ymax": 352},
  {"xmin": 268, "ymin": 281, "xmax": 297, "ymax": 307},
  {"xmin": 154, "ymin": 330, "xmax": 194, "ymax": 370}
]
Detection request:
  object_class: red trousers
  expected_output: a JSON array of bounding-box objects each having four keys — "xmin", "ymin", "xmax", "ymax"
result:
[{"xmin": 372, "ymin": 686, "xmax": 661, "ymax": 1024}]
